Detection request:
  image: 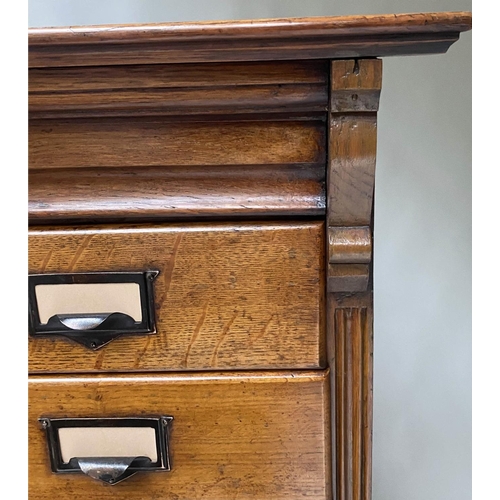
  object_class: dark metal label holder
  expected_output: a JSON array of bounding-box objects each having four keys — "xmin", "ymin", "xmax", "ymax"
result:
[
  {"xmin": 39, "ymin": 416, "xmax": 173, "ymax": 485},
  {"xmin": 28, "ymin": 271, "xmax": 159, "ymax": 350}
]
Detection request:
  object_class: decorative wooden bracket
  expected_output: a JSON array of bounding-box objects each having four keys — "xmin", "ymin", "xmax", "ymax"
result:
[
  {"xmin": 327, "ymin": 58, "xmax": 381, "ymax": 500},
  {"xmin": 327, "ymin": 59, "xmax": 381, "ymax": 293}
]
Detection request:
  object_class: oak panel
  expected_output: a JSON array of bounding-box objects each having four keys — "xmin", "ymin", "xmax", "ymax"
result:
[
  {"xmin": 29, "ymin": 222, "xmax": 325, "ymax": 373},
  {"xmin": 29, "ymin": 371, "xmax": 331, "ymax": 500},
  {"xmin": 29, "ymin": 119, "xmax": 325, "ymax": 169}
]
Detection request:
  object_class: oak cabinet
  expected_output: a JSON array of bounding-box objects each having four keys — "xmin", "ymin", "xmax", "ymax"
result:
[{"xmin": 28, "ymin": 11, "xmax": 471, "ymax": 499}]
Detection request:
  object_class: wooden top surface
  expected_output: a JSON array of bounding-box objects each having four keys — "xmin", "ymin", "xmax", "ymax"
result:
[{"xmin": 29, "ymin": 11, "xmax": 472, "ymax": 68}]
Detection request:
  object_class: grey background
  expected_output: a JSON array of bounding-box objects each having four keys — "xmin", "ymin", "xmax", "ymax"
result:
[{"xmin": 28, "ymin": 1, "xmax": 472, "ymax": 499}]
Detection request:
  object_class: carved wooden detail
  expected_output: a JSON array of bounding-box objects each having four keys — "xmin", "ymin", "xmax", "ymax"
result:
[
  {"xmin": 29, "ymin": 165, "xmax": 326, "ymax": 224},
  {"xmin": 328, "ymin": 264, "xmax": 370, "ymax": 294},
  {"xmin": 27, "ymin": 14, "xmax": 472, "ymax": 499},
  {"xmin": 328, "ymin": 58, "xmax": 381, "ymax": 293},
  {"xmin": 327, "ymin": 58, "xmax": 379, "ymax": 499},
  {"xmin": 328, "ymin": 227, "xmax": 371, "ymax": 264},
  {"xmin": 332, "ymin": 304, "xmax": 373, "ymax": 500},
  {"xmin": 328, "ymin": 59, "xmax": 381, "ymax": 227}
]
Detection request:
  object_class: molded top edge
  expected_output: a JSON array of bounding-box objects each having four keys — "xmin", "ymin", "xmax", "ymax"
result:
[
  {"xmin": 28, "ymin": 11, "xmax": 472, "ymax": 67},
  {"xmin": 29, "ymin": 12, "xmax": 472, "ymax": 43}
]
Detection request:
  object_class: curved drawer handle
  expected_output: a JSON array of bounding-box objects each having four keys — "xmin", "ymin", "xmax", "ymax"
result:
[
  {"xmin": 53, "ymin": 312, "xmax": 137, "ymax": 332},
  {"xmin": 77, "ymin": 456, "xmax": 147, "ymax": 484},
  {"xmin": 58, "ymin": 313, "xmax": 111, "ymax": 331},
  {"xmin": 39, "ymin": 416, "xmax": 173, "ymax": 485}
]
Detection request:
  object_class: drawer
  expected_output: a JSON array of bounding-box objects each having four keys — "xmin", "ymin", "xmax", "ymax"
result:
[
  {"xmin": 29, "ymin": 370, "xmax": 331, "ymax": 500},
  {"xmin": 29, "ymin": 222, "xmax": 325, "ymax": 373}
]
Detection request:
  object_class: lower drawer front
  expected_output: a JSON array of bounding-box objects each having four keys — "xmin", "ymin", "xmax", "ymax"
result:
[{"xmin": 29, "ymin": 371, "xmax": 331, "ymax": 500}]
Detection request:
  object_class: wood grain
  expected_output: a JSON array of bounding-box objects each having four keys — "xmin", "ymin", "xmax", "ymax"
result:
[
  {"xmin": 28, "ymin": 222, "xmax": 325, "ymax": 373},
  {"xmin": 327, "ymin": 294, "xmax": 373, "ymax": 500},
  {"xmin": 328, "ymin": 227, "xmax": 371, "ymax": 264},
  {"xmin": 28, "ymin": 12, "xmax": 471, "ymax": 68},
  {"xmin": 330, "ymin": 59, "xmax": 382, "ymax": 113},
  {"xmin": 328, "ymin": 59, "xmax": 381, "ymax": 227},
  {"xmin": 29, "ymin": 370, "xmax": 331, "ymax": 499},
  {"xmin": 28, "ymin": 165, "xmax": 326, "ymax": 224},
  {"xmin": 30, "ymin": 61, "xmax": 327, "ymax": 92},
  {"xmin": 29, "ymin": 119, "xmax": 325, "ymax": 169},
  {"xmin": 327, "ymin": 59, "xmax": 379, "ymax": 499},
  {"xmin": 327, "ymin": 59, "xmax": 380, "ymax": 296},
  {"xmin": 29, "ymin": 60, "xmax": 328, "ymax": 118},
  {"xmin": 328, "ymin": 115, "xmax": 377, "ymax": 227},
  {"xmin": 26, "ymin": 14, "xmax": 473, "ymax": 500},
  {"xmin": 327, "ymin": 265, "xmax": 370, "ymax": 294}
]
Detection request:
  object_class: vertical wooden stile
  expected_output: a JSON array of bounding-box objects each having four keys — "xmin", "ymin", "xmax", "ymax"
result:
[{"xmin": 327, "ymin": 58, "xmax": 381, "ymax": 500}]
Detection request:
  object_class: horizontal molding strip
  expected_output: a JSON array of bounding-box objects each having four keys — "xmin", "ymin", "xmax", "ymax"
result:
[
  {"xmin": 29, "ymin": 61, "xmax": 328, "ymax": 118},
  {"xmin": 29, "ymin": 165, "xmax": 326, "ymax": 224}
]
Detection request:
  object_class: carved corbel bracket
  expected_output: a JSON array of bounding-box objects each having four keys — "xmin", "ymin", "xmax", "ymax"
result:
[{"xmin": 328, "ymin": 58, "xmax": 381, "ymax": 295}]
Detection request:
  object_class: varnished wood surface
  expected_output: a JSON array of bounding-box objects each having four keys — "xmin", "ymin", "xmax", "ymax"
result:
[
  {"xmin": 29, "ymin": 119, "xmax": 325, "ymax": 169},
  {"xmin": 327, "ymin": 59, "xmax": 380, "ymax": 294},
  {"xmin": 28, "ymin": 12, "xmax": 471, "ymax": 68},
  {"xmin": 326, "ymin": 60, "xmax": 377, "ymax": 498},
  {"xmin": 29, "ymin": 370, "xmax": 331, "ymax": 499},
  {"xmin": 328, "ymin": 59, "xmax": 381, "ymax": 227},
  {"xmin": 29, "ymin": 61, "xmax": 328, "ymax": 119},
  {"xmin": 329, "ymin": 60, "xmax": 382, "ymax": 113},
  {"xmin": 328, "ymin": 227, "xmax": 371, "ymax": 264},
  {"xmin": 327, "ymin": 264, "xmax": 370, "ymax": 294},
  {"xmin": 327, "ymin": 226, "xmax": 371, "ymax": 291},
  {"xmin": 29, "ymin": 222, "xmax": 325, "ymax": 373},
  {"xmin": 29, "ymin": 165, "xmax": 326, "ymax": 224},
  {"xmin": 328, "ymin": 115, "xmax": 377, "ymax": 227},
  {"xmin": 26, "ymin": 14, "xmax": 473, "ymax": 500},
  {"xmin": 327, "ymin": 294, "xmax": 373, "ymax": 500}
]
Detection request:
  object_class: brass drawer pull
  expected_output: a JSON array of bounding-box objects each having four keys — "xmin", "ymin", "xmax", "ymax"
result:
[
  {"xmin": 28, "ymin": 271, "xmax": 158, "ymax": 349},
  {"xmin": 39, "ymin": 416, "xmax": 173, "ymax": 485}
]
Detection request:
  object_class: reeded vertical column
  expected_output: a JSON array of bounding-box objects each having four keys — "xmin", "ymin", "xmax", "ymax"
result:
[{"xmin": 333, "ymin": 306, "xmax": 373, "ymax": 500}]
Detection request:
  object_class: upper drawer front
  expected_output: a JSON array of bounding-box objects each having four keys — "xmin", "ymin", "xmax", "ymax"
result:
[
  {"xmin": 29, "ymin": 222, "xmax": 325, "ymax": 373},
  {"xmin": 29, "ymin": 370, "xmax": 331, "ymax": 500}
]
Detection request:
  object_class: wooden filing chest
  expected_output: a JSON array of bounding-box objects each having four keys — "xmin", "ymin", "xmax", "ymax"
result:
[{"xmin": 28, "ymin": 12, "xmax": 471, "ymax": 500}]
